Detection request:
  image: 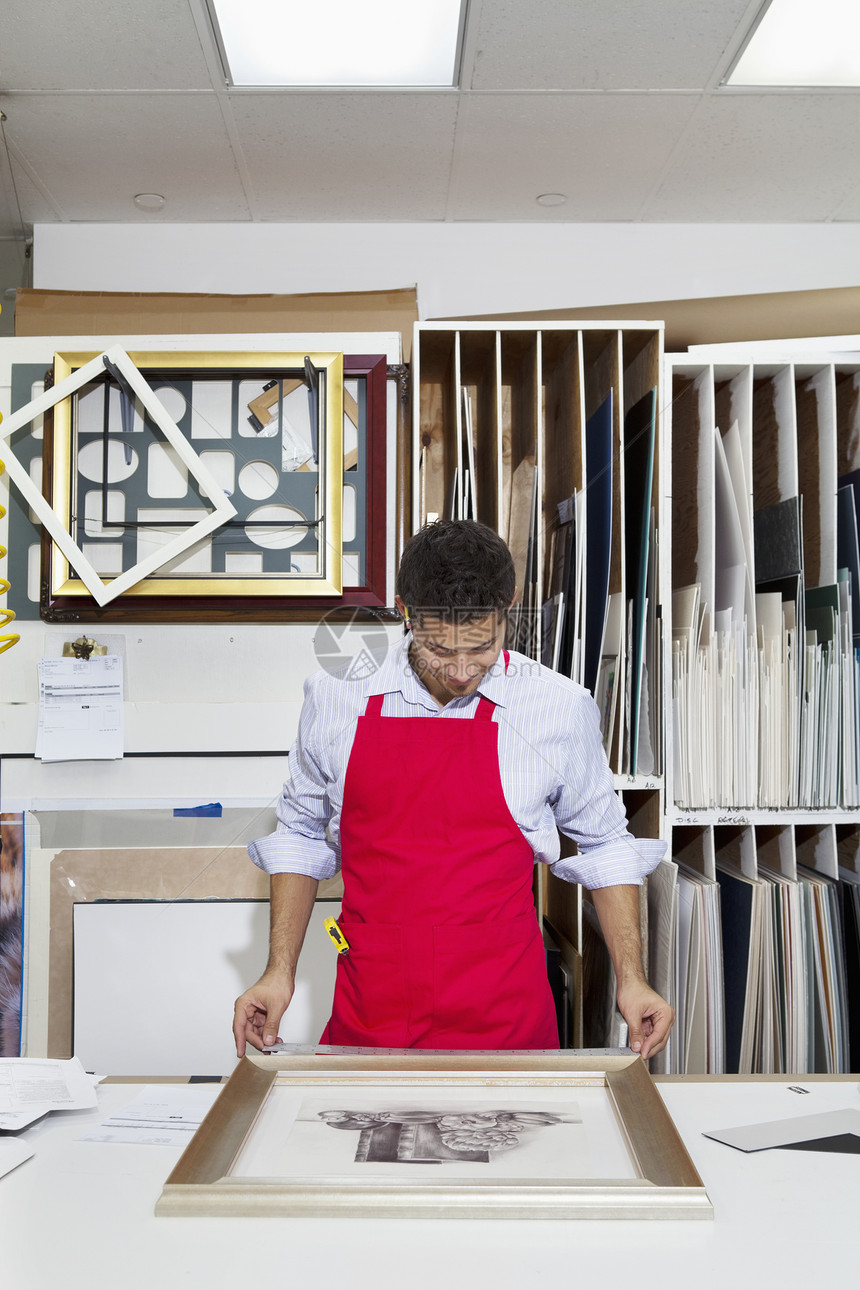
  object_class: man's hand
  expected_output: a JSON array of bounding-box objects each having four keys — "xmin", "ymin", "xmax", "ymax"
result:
[
  {"xmin": 232, "ymin": 972, "xmax": 294, "ymax": 1057},
  {"xmin": 233, "ymin": 872, "xmax": 321, "ymax": 1058},
  {"xmin": 616, "ymin": 980, "xmax": 675, "ymax": 1060}
]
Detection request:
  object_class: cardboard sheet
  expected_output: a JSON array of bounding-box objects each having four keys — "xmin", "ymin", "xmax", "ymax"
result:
[
  {"xmin": 14, "ymin": 287, "xmax": 417, "ymax": 359},
  {"xmin": 450, "ymin": 285, "xmax": 860, "ymax": 353}
]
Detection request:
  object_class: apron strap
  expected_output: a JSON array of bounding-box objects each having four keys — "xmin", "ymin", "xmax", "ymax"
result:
[
  {"xmin": 474, "ymin": 650, "xmax": 507, "ymax": 719},
  {"xmin": 365, "ymin": 690, "xmax": 495, "ymax": 720}
]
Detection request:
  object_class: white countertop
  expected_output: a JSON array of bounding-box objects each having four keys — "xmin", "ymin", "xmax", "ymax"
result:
[{"xmin": 1, "ymin": 1075, "xmax": 858, "ymax": 1290}]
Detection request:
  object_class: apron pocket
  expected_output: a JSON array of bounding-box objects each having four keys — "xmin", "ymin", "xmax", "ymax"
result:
[
  {"xmin": 329, "ymin": 921, "xmax": 407, "ymax": 1044},
  {"xmin": 432, "ymin": 913, "xmax": 548, "ymax": 1045}
]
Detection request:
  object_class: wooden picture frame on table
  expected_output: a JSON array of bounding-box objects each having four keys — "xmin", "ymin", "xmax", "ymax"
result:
[
  {"xmin": 34, "ymin": 349, "xmax": 396, "ymax": 624},
  {"xmin": 156, "ymin": 1052, "xmax": 712, "ymax": 1221}
]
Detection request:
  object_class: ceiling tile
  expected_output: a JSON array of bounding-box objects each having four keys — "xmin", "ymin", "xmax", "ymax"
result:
[
  {"xmin": 0, "ymin": 0, "xmax": 215, "ymax": 91},
  {"xmin": 0, "ymin": 95, "xmax": 251, "ymax": 222},
  {"xmin": 643, "ymin": 93, "xmax": 860, "ymax": 221},
  {"xmin": 466, "ymin": 0, "xmax": 755, "ymax": 91},
  {"xmin": 448, "ymin": 93, "xmax": 699, "ymax": 220},
  {"xmin": 229, "ymin": 93, "xmax": 459, "ymax": 220},
  {"xmin": 0, "ymin": 0, "xmax": 855, "ymax": 228}
]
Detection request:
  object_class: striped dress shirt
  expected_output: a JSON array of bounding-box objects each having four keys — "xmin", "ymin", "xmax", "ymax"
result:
[{"xmin": 248, "ymin": 634, "xmax": 666, "ymax": 888}]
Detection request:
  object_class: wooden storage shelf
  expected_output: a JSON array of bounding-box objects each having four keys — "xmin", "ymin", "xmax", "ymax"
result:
[
  {"xmin": 414, "ymin": 322, "xmax": 664, "ymax": 775},
  {"xmin": 414, "ymin": 327, "xmax": 860, "ymax": 1077},
  {"xmin": 414, "ymin": 320, "xmax": 666, "ymax": 1051}
]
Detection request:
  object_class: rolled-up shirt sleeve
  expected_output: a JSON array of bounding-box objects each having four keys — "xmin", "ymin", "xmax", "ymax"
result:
[
  {"xmin": 248, "ymin": 674, "xmax": 340, "ymax": 880},
  {"xmin": 549, "ymin": 689, "xmax": 666, "ymax": 888}
]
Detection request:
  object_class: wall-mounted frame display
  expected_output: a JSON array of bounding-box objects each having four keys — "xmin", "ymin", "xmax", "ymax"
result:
[
  {"xmin": 38, "ymin": 349, "xmax": 344, "ymax": 620},
  {"xmin": 0, "ymin": 347, "xmax": 238, "ymax": 607},
  {"xmin": 156, "ymin": 1052, "xmax": 712, "ymax": 1221},
  {"xmin": 6, "ymin": 348, "xmax": 401, "ymax": 623}
]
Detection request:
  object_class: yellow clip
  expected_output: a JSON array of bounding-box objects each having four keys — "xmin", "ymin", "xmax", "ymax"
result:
[
  {"xmin": 323, "ymin": 916, "xmax": 350, "ymax": 954},
  {"xmin": 0, "ymin": 454, "xmax": 20, "ymax": 654}
]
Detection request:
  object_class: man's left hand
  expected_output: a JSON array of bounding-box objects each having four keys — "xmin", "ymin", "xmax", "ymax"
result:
[{"xmin": 616, "ymin": 982, "xmax": 675, "ymax": 1060}]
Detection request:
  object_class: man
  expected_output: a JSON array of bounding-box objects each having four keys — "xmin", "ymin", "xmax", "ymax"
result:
[{"xmin": 234, "ymin": 520, "xmax": 673, "ymax": 1057}]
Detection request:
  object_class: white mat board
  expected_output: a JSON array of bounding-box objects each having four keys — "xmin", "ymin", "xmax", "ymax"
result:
[{"xmin": 73, "ymin": 899, "xmax": 339, "ymax": 1076}]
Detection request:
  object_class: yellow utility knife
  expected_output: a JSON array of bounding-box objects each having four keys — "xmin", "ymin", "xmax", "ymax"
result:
[{"xmin": 323, "ymin": 916, "xmax": 350, "ymax": 954}]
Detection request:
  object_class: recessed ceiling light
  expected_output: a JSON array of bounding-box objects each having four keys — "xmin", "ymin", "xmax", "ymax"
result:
[
  {"xmin": 726, "ymin": 0, "xmax": 860, "ymax": 87},
  {"xmin": 133, "ymin": 193, "xmax": 165, "ymax": 211},
  {"xmin": 208, "ymin": 0, "xmax": 466, "ymax": 87},
  {"xmin": 536, "ymin": 193, "xmax": 567, "ymax": 207}
]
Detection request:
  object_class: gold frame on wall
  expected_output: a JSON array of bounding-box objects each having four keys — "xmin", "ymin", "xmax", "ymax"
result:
[
  {"xmin": 48, "ymin": 349, "xmax": 343, "ymax": 600},
  {"xmin": 156, "ymin": 1052, "xmax": 713, "ymax": 1220}
]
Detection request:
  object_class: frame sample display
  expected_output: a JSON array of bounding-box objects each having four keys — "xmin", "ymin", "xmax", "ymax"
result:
[
  {"xmin": 41, "ymin": 349, "xmax": 344, "ymax": 616},
  {"xmin": 157, "ymin": 1052, "xmax": 713, "ymax": 1220},
  {"xmin": 0, "ymin": 347, "xmax": 238, "ymax": 606}
]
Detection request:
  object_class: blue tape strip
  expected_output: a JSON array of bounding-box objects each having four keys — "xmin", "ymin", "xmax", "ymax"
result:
[{"xmin": 173, "ymin": 803, "xmax": 223, "ymax": 818}]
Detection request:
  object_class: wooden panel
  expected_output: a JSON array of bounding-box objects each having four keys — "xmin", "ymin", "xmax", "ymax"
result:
[
  {"xmin": 836, "ymin": 368, "xmax": 860, "ymax": 472},
  {"xmin": 499, "ymin": 332, "xmax": 539, "ymax": 546},
  {"xmin": 546, "ymin": 864, "xmax": 580, "ymax": 950},
  {"xmin": 671, "ymin": 369, "xmax": 714, "ymax": 605},
  {"xmin": 459, "ymin": 330, "xmax": 499, "ymax": 530},
  {"xmin": 796, "ymin": 366, "xmax": 837, "ymax": 588},
  {"xmin": 417, "ymin": 330, "xmax": 457, "ymax": 524},
  {"xmin": 752, "ymin": 367, "xmax": 798, "ymax": 509},
  {"xmin": 541, "ymin": 330, "xmax": 584, "ymax": 559}
]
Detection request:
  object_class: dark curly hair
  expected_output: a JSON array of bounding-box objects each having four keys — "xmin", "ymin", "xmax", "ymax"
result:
[{"xmin": 396, "ymin": 520, "xmax": 515, "ymax": 623}]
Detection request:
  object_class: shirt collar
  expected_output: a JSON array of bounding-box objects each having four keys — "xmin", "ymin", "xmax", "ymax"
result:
[
  {"xmin": 367, "ymin": 633, "xmax": 429, "ymax": 706},
  {"xmin": 368, "ymin": 633, "xmax": 510, "ymax": 710},
  {"xmin": 476, "ymin": 650, "xmax": 510, "ymax": 708}
]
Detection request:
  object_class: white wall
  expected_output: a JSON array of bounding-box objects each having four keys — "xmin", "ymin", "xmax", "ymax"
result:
[{"xmin": 34, "ymin": 222, "xmax": 860, "ymax": 319}]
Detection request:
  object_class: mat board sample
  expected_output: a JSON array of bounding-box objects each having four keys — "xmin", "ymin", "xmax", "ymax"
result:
[
  {"xmin": 704, "ymin": 1107, "xmax": 860, "ymax": 1153},
  {"xmin": 73, "ymin": 899, "xmax": 339, "ymax": 1076}
]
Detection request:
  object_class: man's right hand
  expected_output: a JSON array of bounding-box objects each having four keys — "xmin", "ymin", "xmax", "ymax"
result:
[{"xmin": 232, "ymin": 972, "xmax": 294, "ymax": 1057}]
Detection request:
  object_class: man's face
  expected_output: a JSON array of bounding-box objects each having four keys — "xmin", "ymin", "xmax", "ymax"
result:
[{"xmin": 406, "ymin": 609, "xmax": 506, "ymax": 705}]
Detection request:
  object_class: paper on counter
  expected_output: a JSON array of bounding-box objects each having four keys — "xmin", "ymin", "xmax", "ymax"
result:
[
  {"xmin": 78, "ymin": 1083, "xmax": 223, "ymax": 1146},
  {"xmin": 0, "ymin": 1057, "xmax": 100, "ymax": 1130},
  {"xmin": 35, "ymin": 655, "xmax": 124, "ymax": 762}
]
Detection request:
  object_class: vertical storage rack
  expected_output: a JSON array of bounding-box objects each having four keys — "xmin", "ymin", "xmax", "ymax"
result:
[
  {"xmin": 663, "ymin": 351, "xmax": 860, "ymax": 1076},
  {"xmin": 412, "ymin": 321, "xmax": 666, "ymax": 1047},
  {"xmin": 413, "ymin": 325, "xmax": 860, "ymax": 1074}
]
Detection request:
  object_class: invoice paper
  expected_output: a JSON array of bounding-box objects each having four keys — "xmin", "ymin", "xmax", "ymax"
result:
[
  {"xmin": 0, "ymin": 1057, "xmax": 100, "ymax": 1130},
  {"xmin": 35, "ymin": 655, "xmax": 124, "ymax": 761}
]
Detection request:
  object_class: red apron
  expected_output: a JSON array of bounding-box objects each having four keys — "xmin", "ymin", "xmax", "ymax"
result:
[{"xmin": 320, "ymin": 667, "xmax": 559, "ymax": 1050}]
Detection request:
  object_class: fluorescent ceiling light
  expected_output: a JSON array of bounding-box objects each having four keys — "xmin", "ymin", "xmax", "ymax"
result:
[
  {"xmin": 727, "ymin": 0, "xmax": 860, "ymax": 87},
  {"xmin": 210, "ymin": 0, "xmax": 465, "ymax": 87}
]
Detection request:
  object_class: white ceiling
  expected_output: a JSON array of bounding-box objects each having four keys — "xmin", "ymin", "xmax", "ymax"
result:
[{"xmin": 1, "ymin": 0, "xmax": 859, "ymax": 238}]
